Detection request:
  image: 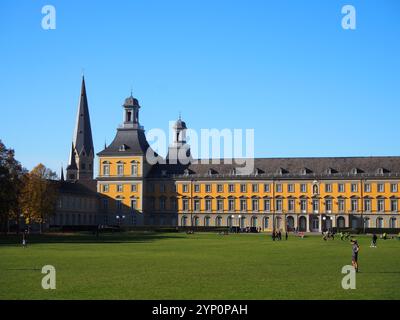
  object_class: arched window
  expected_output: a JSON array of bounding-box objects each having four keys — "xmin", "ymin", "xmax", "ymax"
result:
[
  {"xmin": 389, "ymin": 217, "xmax": 396, "ymax": 228},
  {"xmin": 204, "ymin": 216, "xmax": 210, "ymax": 227},
  {"xmin": 216, "ymin": 216, "xmax": 222, "ymax": 227},
  {"xmin": 131, "ymin": 161, "xmax": 138, "ymax": 176},
  {"xmin": 251, "ymin": 216, "xmax": 257, "ymax": 228},
  {"xmin": 313, "ymin": 184, "xmax": 319, "ymax": 195},
  {"xmin": 194, "ymin": 216, "xmax": 200, "ymax": 226},
  {"xmin": 263, "ymin": 217, "xmax": 269, "ymax": 229},
  {"xmin": 181, "ymin": 216, "xmax": 187, "ymax": 226},
  {"xmin": 376, "ymin": 217, "xmax": 383, "ymax": 228}
]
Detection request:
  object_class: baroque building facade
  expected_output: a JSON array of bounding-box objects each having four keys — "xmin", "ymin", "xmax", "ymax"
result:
[{"xmin": 54, "ymin": 78, "xmax": 400, "ymax": 231}]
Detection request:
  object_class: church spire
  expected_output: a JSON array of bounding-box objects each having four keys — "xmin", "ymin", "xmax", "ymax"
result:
[
  {"xmin": 73, "ymin": 76, "xmax": 94, "ymax": 156},
  {"xmin": 60, "ymin": 164, "xmax": 64, "ymax": 181},
  {"xmin": 66, "ymin": 76, "xmax": 94, "ymax": 181}
]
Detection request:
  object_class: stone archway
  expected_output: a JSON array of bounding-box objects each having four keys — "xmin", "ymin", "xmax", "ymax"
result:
[
  {"xmin": 299, "ymin": 216, "xmax": 307, "ymax": 232},
  {"xmin": 286, "ymin": 216, "xmax": 295, "ymax": 231}
]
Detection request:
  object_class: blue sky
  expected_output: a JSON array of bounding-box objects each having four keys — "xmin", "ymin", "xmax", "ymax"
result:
[{"xmin": 1, "ymin": 0, "xmax": 399, "ymax": 175}]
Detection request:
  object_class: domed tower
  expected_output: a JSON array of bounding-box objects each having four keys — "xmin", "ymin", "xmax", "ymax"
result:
[{"xmin": 167, "ymin": 115, "xmax": 191, "ymax": 165}]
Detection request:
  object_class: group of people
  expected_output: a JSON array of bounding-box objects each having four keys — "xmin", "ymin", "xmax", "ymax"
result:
[{"xmin": 271, "ymin": 229, "xmax": 288, "ymax": 241}]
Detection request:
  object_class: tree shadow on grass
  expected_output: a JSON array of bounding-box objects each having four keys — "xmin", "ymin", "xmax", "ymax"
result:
[{"xmin": 0, "ymin": 232, "xmax": 186, "ymax": 246}]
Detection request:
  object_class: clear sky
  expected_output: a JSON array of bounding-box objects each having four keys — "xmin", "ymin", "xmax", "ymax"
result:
[{"xmin": 1, "ymin": 0, "xmax": 399, "ymax": 175}]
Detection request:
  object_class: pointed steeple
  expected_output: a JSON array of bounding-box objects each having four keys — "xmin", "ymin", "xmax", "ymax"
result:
[
  {"xmin": 67, "ymin": 142, "xmax": 77, "ymax": 170},
  {"xmin": 60, "ymin": 165, "xmax": 65, "ymax": 181},
  {"xmin": 73, "ymin": 76, "xmax": 94, "ymax": 157}
]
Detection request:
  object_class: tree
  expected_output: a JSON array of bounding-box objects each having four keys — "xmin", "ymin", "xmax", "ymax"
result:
[
  {"xmin": 0, "ymin": 140, "xmax": 25, "ymax": 234},
  {"xmin": 20, "ymin": 163, "xmax": 58, "ymax": 233}
]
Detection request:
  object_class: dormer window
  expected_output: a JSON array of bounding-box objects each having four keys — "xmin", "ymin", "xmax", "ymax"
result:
[
  {"xmin": 231, "ymin": 168, "xmax": 237, "ymax": 175},
  {"xmin": 184, "ymin": 169, "xmax": 190, "ymax": 176},
  {"xmin": 119, "ymin": 144, "xmax": 127, "ymax": 152},
  {"xmin": 277, "ymin": 167, "xmax": 286, "ymax": 175},
  {"xmin": 376, "ymin": 168, "xmax": 387, "ymax": 175},
  {"xmin": 351, "ymin": 168, "xmax": 358, "ymax": 175}
]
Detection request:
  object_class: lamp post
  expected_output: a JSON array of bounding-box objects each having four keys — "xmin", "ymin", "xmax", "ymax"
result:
[
  {"xmin": 116, "ymin": 215, "xmax": 126, "ymax": 227},
  {"xmin": 238, "ymin": 214, "xmax": 242, "ymax": 232},
  {"xmin": 231, "ymin": 215, "xmax": 235, "ymax": 233}
]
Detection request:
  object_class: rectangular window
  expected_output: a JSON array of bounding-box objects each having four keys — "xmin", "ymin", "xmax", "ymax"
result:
[
  {"xmin": 117, "ymin": 163, "xmax": 124, "ymax": 176},
  {"xmin": 264, "ymin": 183, "xmax": 270, "ymax": 193},
  {"xmin": 228, "ymin": 199, "xmax": 235, "ymax": 211},
  {"xmin": 264, "ymin": 199, "xmax": 271, "ymax": 212},
  {"xmin": 131, "ymin": 184, "xmax": 137, "ymax": 192},
  {"xmin": 391, "ymin": 199, "xmax": 398, "ymax": 212},
  {"xmin": 325, "ymin": 184, "xmax": 332, "ymax": 193},
  {"xmin": 102, "ymin": 184, "xmax": 109, "ymax": 192},
  {"xmin": 391, "ymin": 184, "xmax": 398, "ymax": 193},
  {"xmin": 300, "ymin": 184, "xmax": 307, "ymax": 193},
  {"xmin": 117, "ymin": 184, "xmax": 123, "ymax": 193},
  {"xmin": 205, "ymin": 199, "xmax": 212, "ymax": 211},
  {"xmin": 194, "ymin": 199, "xmax": 200, "ymax": 211},
  {"xmin": 116, "ymin": 199, "xmax": 122, "ymax": 212},
  {"xmin": 131, "ymin": 162, "xmax": 138, "ymax": 176},
  {"xmin": 276, "ymin": 184, "xmax": 282, "ymax": 193},
  {"xmin": 275, "ymin": 199, "xmax": 282, "ymax": 211},
  {"xmin": 229, "ymin": 184, "xmax": 235, "ymax": 193},
  {"xmin": 312, "ymin": 199, "xmax": 319, "ymax": 212},
  {"xmin": 300, "ymin": 199, "xmax": 307, "ymax": 212},
  {"xmin": 325, "ymin": 199, "xmax": 332, "ymax": 212},
  {"xmin": 252, "ymin": 199, "xmax": 259, "ymax": 211},
  {"xmin": 338, "ymin": 183, "xmax": 345, "ymax": 193},
  {"xmin": 364, "ymin": 199, "xmax": 371, "ymax": 212},
  {"xmin": 252, "ymin": 184, "xmax": 259, "ymax": 193},
  {"xmin": 182, "ymin": 184, "xmax": 188, "ymax": 193},
  {"xmin": 240, "ymin": 199, "xmax": 247, "ymax": 211},
  {"xmin": 364, "ymin": 183, "xmax": 371, "ymax": 193},
  {"xmin": 377, "ymin": 183, "xmax": 384, "ymax": 193},
  {"xmin": 287, "ymin": 184, "xmax": 294, "ymax": 193},
  {"xmin": 159, "ymin": 198, "xmax": 166, "ymax": 210},
  {"xmin": 351, "ymin": 199, "xmax": 358, "ymax": 212},
  {"xmin": 288, "ymin": 199, "xmax": 295, "ymax": 211},
  {"xmin": 217, "ymin": 184, "xmax": 223, "ymax": 193},
  {"xmin": 338, "ymin": 199, "xmax": 345, "ymax": 212},
  {"xmin": 217, "ymin": 199, "xmax": 224, "ymax": 211},
  {"xmin": 351, "ymin": 183, "xmax": 358, "ymax": 193},
  {"xmin": 194, "ymin": 184, "xmax": 200, "ymax": 193},
  {"xmin": 130, "ymin": 198, "xmax": 137, "ymax": 210},
  {"xmin": 102, "ymin": 199, "xmax": 108, "ymax": 211},
  {"xmin": 377, "ymin": 199, "xmax": 385, "ymax": 212},
  {"xmin": 103, "ymin": 164, "xmax": 110, "ymax": 176},
  {"xmin": 182, "ymin": 199, "xmax": 189, "ymax": 211},
  {"xmin": 240, "ymin": 184, "xmax": 247, "ymax": 193},
  {"xmin": 205, "ymin": 184, "xmax": 211, "ymax": 193},
  {"xmin": 159, "ymin": 184, "xmax": 166, "ymax": 193}
]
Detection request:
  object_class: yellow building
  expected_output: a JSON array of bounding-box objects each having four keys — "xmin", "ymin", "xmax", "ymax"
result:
[{"xmin": 60, "ymin": 77, "xmax": 400, "ymax": 232}]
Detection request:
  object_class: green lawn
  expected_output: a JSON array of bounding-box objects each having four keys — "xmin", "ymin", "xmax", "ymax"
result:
[{"xmin": 0, "ymin": 232, "xmax": 399, "ymax": 300}]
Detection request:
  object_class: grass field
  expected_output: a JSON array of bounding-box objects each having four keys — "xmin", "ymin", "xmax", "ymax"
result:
[{"xmin": 0, "ymin": 232, "xmax": 399, "ymax": 300}]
